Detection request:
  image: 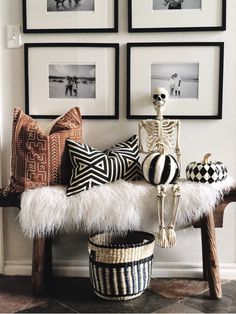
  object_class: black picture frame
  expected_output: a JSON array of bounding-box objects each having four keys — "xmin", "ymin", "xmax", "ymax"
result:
[
  {"xmin": 128, "ymin": 0, "xmax": 226, "ymax": 32},
  {"xmin": 23, "ymin": 0, "xmax": 118, "ymax": 33},
  {"xmin": 127, "ymin": 42, "xmax": 224, "ymax": 120},
  {"xmin": 25, "ymin": 43, "xmax": 119, "ymax": 120}
]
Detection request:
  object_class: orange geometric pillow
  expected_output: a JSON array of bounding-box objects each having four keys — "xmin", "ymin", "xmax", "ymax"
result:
[{"xmin": 3, "ymin": 107, "xmax": 83, "ymax": 195}]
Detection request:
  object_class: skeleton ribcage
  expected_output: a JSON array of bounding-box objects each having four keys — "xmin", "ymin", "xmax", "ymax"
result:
[{"xmin": 142, "ymin": 120, "xmax": 177, "ymax": 153}]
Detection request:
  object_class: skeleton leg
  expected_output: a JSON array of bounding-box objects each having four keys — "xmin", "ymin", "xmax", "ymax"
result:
[
  {"xmin": 156, "ymin": 185, "xmax": 168, "ymax": 248},
  {"xmin": 166, "ymin": 183, "xmax": 181, "ymax": 248},
  {"xmin": 138, "ymin": 122, "xmax": 144, "ymax": 153}
]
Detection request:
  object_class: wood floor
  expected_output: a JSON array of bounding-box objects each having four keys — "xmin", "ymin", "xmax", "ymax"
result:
[{"xmin": 0, "ymin": 275, "xmax": 235, "ymax": 313}]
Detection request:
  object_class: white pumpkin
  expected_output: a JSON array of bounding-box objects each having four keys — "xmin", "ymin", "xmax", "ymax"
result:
[{"xmin": 186, "ymin": 153, "xmax": 227, "ymax": 184}]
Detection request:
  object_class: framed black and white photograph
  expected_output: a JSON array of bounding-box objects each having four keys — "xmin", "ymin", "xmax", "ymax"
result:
[
  {"xmin": 127, "ymin": 42, "xmax": 224, "ymax": 119},
  {"xmin": 23, "ymin": 0, "xmax": 118, "ymax": 33},
  {"xmin": 47, "ymin": 0, "xmax": 94, "ymax": 12},
  {"xmin": 153, "ymin": 0, "xmax": 202, "ymax": 10},
  {"xmin": 151, "ymin": 63, "xmax": 199, "ymax": 99},
  {"xmin": 128, "ymin": 0, "xmax": 226, "ymax": 32},
  {"xmin": 49, "ymin": 64, "xmax": 96, "ymax": 99},
  {"xmin": 25, "ymin": 43, "xmax": 119, "ymax": 119}
]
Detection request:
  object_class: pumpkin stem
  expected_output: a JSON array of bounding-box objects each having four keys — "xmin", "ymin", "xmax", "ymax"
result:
[{"xmin": 203, "ymin": 153, "xmax": 211, "ymax": 164}]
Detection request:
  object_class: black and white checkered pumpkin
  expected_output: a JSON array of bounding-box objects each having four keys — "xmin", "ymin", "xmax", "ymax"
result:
[
  {"xmin": 142, "ymin": 152, "xmax": 179, "ymax": 185},
  {"xmin": 186, "ymin": 153, "xmax": 227, "ymax": 184}
]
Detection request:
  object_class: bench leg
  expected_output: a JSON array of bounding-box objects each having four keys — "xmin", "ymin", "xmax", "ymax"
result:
[
  {"xmin": 201, "ymin": 226, "xmax": 208, "ymax": 281},
  {"xmin": 32, "ymin": 236, "xmax": 53, "ymax": 294},
  {"xmin": 201, "ymin": 211, "xmax": 222, "ymax": 299}
]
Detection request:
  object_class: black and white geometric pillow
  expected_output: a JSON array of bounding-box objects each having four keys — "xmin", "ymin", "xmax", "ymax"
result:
[{"xmin": 67, "ymin": 135, "xmax": 141, "ymax": 196}]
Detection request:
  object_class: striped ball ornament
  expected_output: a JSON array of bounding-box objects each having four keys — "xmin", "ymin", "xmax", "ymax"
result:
[{"xmin": 142, "ymin": 153, "xmax": 179, "ymax": 185}]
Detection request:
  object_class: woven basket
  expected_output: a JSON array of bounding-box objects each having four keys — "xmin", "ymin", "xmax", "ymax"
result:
[{"xmin": 88, "ymin": 231, "xmax": 155, "ymax": 301}]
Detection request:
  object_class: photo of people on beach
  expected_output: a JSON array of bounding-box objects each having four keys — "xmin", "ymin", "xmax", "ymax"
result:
[
  {"xmin": 49, "ymin": 64, "xmax": 96, "ymax": 99},
  {"xmin": 151, "ymin": 63, "xmax": 199, "ymax": 99},
  {"xmin": 47, "ymin": 0, "xmax": 94, "ymax": 12},
  {"xmin": 153, "ymin": 0, "xmax": 201, "ymax": 10}
]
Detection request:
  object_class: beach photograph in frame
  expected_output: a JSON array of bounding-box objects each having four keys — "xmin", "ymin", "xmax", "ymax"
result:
[
  {"xmin": 128, "ymin": 0, "xmax": 226, "ymax": 32},
  {"xmin": 23, "ymin": 0, "xmax": 118, "ymax": 33},
  {"xmin": 49, "ymin": 64, "xmax": 96, "ymax": 99},
  {"xmin": 47, "ymin": 0, "xmax": 94, "ymax": 12},
  {"xmin": 151, "ymin": 63, "xmax": 199, "ymax": 99},
  {"xmin": 25, "ymin": 43, "xmax": 119, "ymax": 119},
  {"xmin": 127, "ymin": 42, "xmax": 224, "ymax": 119},
  {"xmin": 153, "ymin": 0, "xmax": 201, "ymax": 11}
]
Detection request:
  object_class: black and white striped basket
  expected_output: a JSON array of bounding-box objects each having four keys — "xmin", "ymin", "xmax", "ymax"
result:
[{"xmin": 88, "ymin": 231, "xmax": 155, "ymax": 301}]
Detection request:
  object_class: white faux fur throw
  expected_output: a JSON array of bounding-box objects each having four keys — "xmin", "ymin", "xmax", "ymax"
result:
[{"xmin": 19, "ymin": 177, "xmax": 236, "ymax": 238}]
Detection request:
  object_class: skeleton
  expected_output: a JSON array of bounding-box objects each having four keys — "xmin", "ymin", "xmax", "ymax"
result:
[{"xmin": 139, "ymin": 87, "xmax": 181, "ymax": 248}]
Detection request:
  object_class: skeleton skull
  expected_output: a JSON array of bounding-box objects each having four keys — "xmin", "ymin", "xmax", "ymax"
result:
[{"xmin": 152, "ymin": 87, "xmax": 169, "ymax": 118}]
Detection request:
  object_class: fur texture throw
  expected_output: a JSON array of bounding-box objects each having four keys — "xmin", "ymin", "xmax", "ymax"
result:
[{"xmin": 19, "ymin": 177, "xmax": 236, "ymax": 238}]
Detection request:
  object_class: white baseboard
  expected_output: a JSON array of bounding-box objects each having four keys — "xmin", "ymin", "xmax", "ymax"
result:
[
  {"xmin": 4, "ymin": 260, "xmax": 236, "ymax": 280},
  {"xmin": 152, "ymin": 262, "xmax": 236, "ymax": 279},
  {"xmin": 4, "ymin": 260, "xmax": 90, "ymax": 277}
]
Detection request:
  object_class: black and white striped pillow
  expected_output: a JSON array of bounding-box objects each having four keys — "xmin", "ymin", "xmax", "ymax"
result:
[{"xmin": 67, "ymin": 135, "xmax": 141, "ymax": 196}]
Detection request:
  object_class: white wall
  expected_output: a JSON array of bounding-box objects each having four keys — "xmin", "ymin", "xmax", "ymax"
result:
[{"xmin": 1, "ymin": 0, "xmax": 236, "ymax": 278}]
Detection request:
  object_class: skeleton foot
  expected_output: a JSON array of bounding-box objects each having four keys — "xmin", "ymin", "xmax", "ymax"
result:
[
  {"xmin": 157, "ymin": 227, "xmax": 169, "ymax": 248},
  {"xmin": 166, "ymin": 225, "xmax": 176, "ymax": 248}
]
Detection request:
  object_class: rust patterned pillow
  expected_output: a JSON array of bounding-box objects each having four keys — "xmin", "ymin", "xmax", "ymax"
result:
[{"xmin": 3, "ymin": 107, "xmax": 83, "ymax": 195}]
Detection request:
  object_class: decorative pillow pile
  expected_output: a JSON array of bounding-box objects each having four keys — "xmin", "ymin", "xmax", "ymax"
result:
[
  {"xmin": 3, "ymin": 107, "xmax": 83, "ymax": 195},
  {"xmin": 67, "ymin": 135, "xmax": 141, "ymax": 195}
]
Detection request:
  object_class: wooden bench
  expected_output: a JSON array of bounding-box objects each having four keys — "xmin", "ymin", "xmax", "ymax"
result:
[{"xmin": 0, "ymin": 188, "xmax": 236, "ymax": 299}]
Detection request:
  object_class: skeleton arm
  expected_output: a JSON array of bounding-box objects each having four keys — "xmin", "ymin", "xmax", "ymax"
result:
[
  {"xmin": 175, "ymin": 120, "xmax": 181, "ymax": 173},
  {"xmin": 138, "ymin": 121, "xmax": 145, "ymax": 153}
]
